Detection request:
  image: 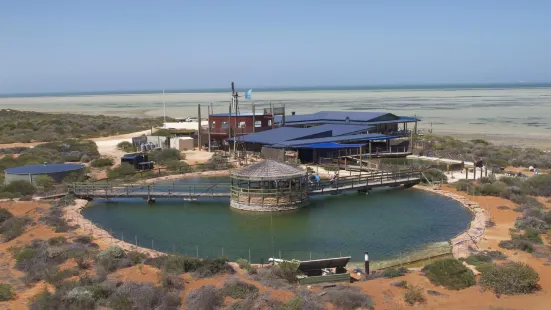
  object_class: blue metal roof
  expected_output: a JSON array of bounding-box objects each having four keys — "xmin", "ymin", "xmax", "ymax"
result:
[
  {"xmin": 275, "ymin": 111, "xmax": 419, "ymax": 124},
  {"xmin": 272, "ymin": 133, "xmax": 396, "ymax": 147},
  {"xmin": 227, "ymin": 126, "xmax": 333, "ymax": 144},
  {"xmin": 292, "ymin": 142, "xmax": 366, "ymax": 149},
  {"xmin": 5, "ymin": 163, "xmax": 85, "ymax": 175},
  {"xmin": 313, "ymin": 124, "xmax": 373, "ymax": 136}
]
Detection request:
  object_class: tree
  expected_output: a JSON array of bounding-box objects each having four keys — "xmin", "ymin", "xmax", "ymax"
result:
[
  {"xmin": 35, "ymin": 175, "xmax": 55, "ymax": 190},
  {"xmin": 116, "ymin": 141, "xmax": 135, "ymax": 153}
]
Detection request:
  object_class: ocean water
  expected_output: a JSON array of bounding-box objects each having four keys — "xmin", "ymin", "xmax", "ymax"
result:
[{"xmin": 1, "ymin": 83, "xmax": 551, "ymax": 147}]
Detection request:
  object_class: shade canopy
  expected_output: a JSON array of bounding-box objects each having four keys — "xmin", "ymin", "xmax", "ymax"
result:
[{"xmin": 297, "ymin": 257, "xmax": 351, "ymax": 272}]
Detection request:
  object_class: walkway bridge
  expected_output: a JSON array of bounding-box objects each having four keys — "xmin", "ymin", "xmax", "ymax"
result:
[{"xmin": 69, "ymin": 169, "xmax": 421, "ymax": 201}]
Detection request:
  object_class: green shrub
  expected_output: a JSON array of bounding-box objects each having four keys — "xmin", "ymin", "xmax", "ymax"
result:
[
  {"xmin": 382, "ymin": 267, "xmax": 408, "ymax": 278},
  {"xmin": 164, "ymin": 160, "xmax": 192, "ymax": 172},
  {"xmin": 515, "ymin": 216, "xmax": 548, "ymax": 234},
  {"xmin": 91, "ymin": 157, "xmax": 114, "ymax": 168},
  {"xmin": 322, "ymin": 286, "xmax": 374, "ymax": 310},
  {"xmin": 145, "ymin": 254, "xmax": 234, "ymax": 278},
  {"xmin": 0, "ymin": 216, "xmax": 31, "ymax": 241},
  {"xmin": 116, "ymin": 141, "xmax": 135, "ymax": 153},
  {"xmin": 404, "ymin": 285, "xmax": 426, "ymax": 306},
  {"xmin": 0, "ymin": 283, "xmax": 15, "ymax": 301},
  {"xmin": 159, "ymin": 271, "xmax": 185, "ymax": 291},
  {"xmin": 29, "ymin": 290, "xmax": 61, "ymax": 310},
  {"xmin": 221, "ymin": 278, "xmax": 259, "ymax": 299},
  {"xmin": 422, "ymin": 168, "xmax": 448, "ymax": 184},
  {"xmin": 0, "ymin": 207, "xmax": 13, "ymax": 224},
  {"xmin": 272, "ymin": 260, "xmax": 301, "ymax": 283},
  {"xmin": 1, "ymin": 180, "xmax": 36, "ymax": 196},
  {"xmin": 150, "ymin": 149, "xmax": 181, "ymax": 164},
  {"xmin": 480, "ymin": 262, "xmax": 540, "ymax": 295},
  {"xmin": 499, "ymin": 239, "xmax": 534, "ymax": 253},
  {"xmin": 185, "ymin": 285, "xmax": 223, "ymax": 310},
  {"xmin": 107, "ymin": 163, "xmax": 136, "ymax": 180},
  {"xmin": 422, "ymin": 259, "xmax": 476, "ymax": 290},
  {"xmin": 35, "ymin": 175, "xmax": 55, "ymax": 190},
  {"xmin": 464, "ymin": 253, "xmax": 492, "ymax": 266},
  {"xmin": 48, "ymin": 236, "xmax": 67, "ymax": 246},
  {"xmin": 236, "ymin": 258, "xmax": 250, "ymax": 270}
]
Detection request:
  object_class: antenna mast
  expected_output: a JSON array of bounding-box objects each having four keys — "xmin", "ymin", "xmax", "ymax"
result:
[
  {"xmin": 162, "ymin": 89, "xmax": 166, "ymax": 125},
  {"xmin": 231, "ymin": 82, "xmax": 239, "ymax": 158}
]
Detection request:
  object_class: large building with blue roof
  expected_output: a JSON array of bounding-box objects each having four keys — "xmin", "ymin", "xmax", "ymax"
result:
[{"xmin": 227, "ymin": 111, "xmax": 418, "ymax": 163}]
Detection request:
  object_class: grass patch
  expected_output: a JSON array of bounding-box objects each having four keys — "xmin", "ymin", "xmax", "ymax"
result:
[
  {"xmin": 221, "ymin": 278, "xmax": 259, "ymax": 299},
  {"xmin": 382, "ymin": 267, "xmax": 409, "ymax": 278},
  {"xmin": 0, "ymin": 216, "xmax": 32, "ymax": 241},
  {"xmin": 0, "ymin": 283, "xmax": 15, "ymax": 301},
  {"xmin": 322, "ymin": 286, "xmax": 374, "ymax": 310}
]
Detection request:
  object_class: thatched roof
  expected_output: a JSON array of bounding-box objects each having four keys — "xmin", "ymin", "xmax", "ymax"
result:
[{"xmin": 231, "ymin": 160, "xmax": 306, "ymax": 180}]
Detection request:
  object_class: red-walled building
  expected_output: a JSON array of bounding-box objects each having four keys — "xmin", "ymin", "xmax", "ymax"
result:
[{"xmin": 207, "ymin": 112, "xmax": 273, "ymax": 146}]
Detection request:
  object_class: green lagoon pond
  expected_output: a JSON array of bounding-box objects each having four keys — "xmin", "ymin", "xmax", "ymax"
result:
[{"xmin": 82, "ymin": 177, "xmax": 471, "ymax": 263}]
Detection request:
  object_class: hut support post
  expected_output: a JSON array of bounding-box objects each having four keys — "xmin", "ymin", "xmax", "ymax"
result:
[{"xmin": 197, "ymin": 104, "xmax": 202, "ymax": 150}]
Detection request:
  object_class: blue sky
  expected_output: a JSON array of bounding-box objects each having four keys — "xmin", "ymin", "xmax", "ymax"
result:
[{"xmin": 1, "ymin": 0, "xmax": 551, "ymax": 93}]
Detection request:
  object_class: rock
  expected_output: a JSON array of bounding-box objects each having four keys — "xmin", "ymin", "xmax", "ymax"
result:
[
  {"xmin": 391, "ymin": 281, "xmax": 408, "ymax": 288},
  {"xmin": 427, "ymin": 290, "xmax": 448, "ymax": 297}
]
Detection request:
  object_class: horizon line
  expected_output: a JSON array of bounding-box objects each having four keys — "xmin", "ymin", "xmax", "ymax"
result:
[{"xmin": 2, "ymin": 81, "xmax": 551, "ymax": 98}]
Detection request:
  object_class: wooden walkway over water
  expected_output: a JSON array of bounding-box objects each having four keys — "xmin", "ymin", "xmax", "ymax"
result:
[{"xmin": 69, "ymin": 170, "xmax": 421, "ymax": 201}]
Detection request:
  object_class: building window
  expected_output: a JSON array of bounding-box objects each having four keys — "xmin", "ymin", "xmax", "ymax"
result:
[
  {"xmin": 255, "ymin": 121, "xmax": 262, "ymax": 128},
  {"xmin": 211, "ymin": 121, "xmax": 216, "ymax": 128},
  {"xmin": 345, "ymin": 116, "xmax": 350, "ymax": 123},
  {"xmin": 222, "ymin": 121, "xmax": 228, "ymax": 128},
  {"xmin": 238, "ymin": 121, "xmax": 246, "ymax": 128},
  {"xmin": 268, "ymin": 120, "xmax": 272, "ymax": 127}
]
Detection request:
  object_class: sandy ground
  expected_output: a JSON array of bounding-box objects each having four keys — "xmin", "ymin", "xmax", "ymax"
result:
[{"xmin": 2, "ymin": 184, "xmax": 551, "ymax": 309}]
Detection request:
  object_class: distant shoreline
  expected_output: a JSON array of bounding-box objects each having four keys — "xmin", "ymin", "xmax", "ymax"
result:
[{"xmin": 2, "ymin": 82, "xmax": 551, "ymax": 98}]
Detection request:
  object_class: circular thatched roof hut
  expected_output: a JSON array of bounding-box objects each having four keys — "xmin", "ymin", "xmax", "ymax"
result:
[{"xmin": 230, "ymin": 160, "xmax": 309, "ymax": 211}]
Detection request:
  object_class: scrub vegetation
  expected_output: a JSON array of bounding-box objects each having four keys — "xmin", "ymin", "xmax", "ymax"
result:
[
  {"xmin": 0, "ymin": 109, "xmax": 164, "ymax": 143},
  {"xmin": 422, "ymin": 259, "xmax": 476, "ymax": 290},
  {"xmin": 418, "ymin": 134, "xmax": 551, "ymax": 169}
]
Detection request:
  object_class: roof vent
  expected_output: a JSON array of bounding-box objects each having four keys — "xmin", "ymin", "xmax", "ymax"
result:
[
  {"xmin": 292, "ymin": 111, "xmax": 296, "ymax": 115},
  {"xmin": 43, "ymin": 162, "xmax": 48, "ymax": 166}
]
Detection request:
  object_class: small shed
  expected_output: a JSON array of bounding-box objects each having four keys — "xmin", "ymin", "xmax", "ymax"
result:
[{"xmin": 296, "ymin": 257, "xmax": 351, "ymax": 285}]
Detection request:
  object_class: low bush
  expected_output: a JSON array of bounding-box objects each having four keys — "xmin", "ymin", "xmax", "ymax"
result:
[
  {"xmin": 150, "ymin": 149, "xmax": 181, "ymax": 164},
  {"xmin": 48, "ymin": 236, "xmax": 67, "ymax": 246},
  {"xmin": 74, "ymin": 235, "xmax": 92, "ymax": 244},
  {"xmin": 271, "ymin": 260, "xmax": 301, "ymax": 283},
  {"xmin": 29, "ymin": 290, "xmax": 61, "ymax": 310},
  {"xmin": 422, "ymin": 259, "xmax": 476, "ymax": 290},
  {"xmin": 499, "ymin": 239, "xmax": 534, "ymax": 253},
  {"xmin": 39, "ymin": 205, "xmax": 74, "ymax": 233},
  {"xmin": 322, "ymin": 286, "xmax": 375, "ymax": 310},
  {"xmin": 109, "ymin": 281, "xmax": 163, "ymax": 310},
  {"xmin": 276, "ymin": 290, "xmax": 325, "ymax": 310},
  {"xmin": 422, "ymin": 168, "xmax": 447, "ymax": 184},
  {"xmin": 127, "ymin": 250, "xmax": 148, "ymax": 265},
  {"xmin": 382, "ymin": 267, "xmax": 408, "ymax": 278},
  {"xmin": 35, "ymin": 175, "xmax": 55, "ymax": 190},
  {"xmin": 159, "ymin": 271, "xmax": 185, "ymax": 291},
  {"xmin": 164, "ymin": 160, "xmax": 191, "ymax": 172},
  {"xmin": 145, "ymin": 254, "xmax": 234, "ymax": 278},
  {"xmin": 203, "ymin": 154, "xmax": 229, "ymax": 170},
  {"xmin": 485, "ymin": 250, "xmax": 507, "ymax": 260},
  {"xmin": 1, "ymin": 180, "xmax": 36, "ymax": 197},
  {"xmin": 107, "ymin": 163, "xmax": 137, "ymax": 180},
  {"xmin": 0, "ymin": 283, "xmax": 15, "ymax": 301},
  {"xmin": 236, "ymin": 258, "xmax": 251, "ymax": 270},
  {"xmin": 404, "ymin": 285, "xmax": 426, "ymax": 306},
  {"xmin": 0, "ymin": 216, "xmax": 31, "ymax": 241},
  {"xmin": 480, "ymin": 262, "xmax": 540, "ymax": 295},
  {"xmin": 248, "ymin": 267, "xmax": 294, "ymax": 290},
  {"xmin": 185, "ymin": 285, "xmax": 223, "ymax": 310},
  {"xmin": 464, "ymin": 253, "xmax": 493, "ymax": 266},
  {"xmin": 91, "ymin": 157, "xmax": 114, "ymax": 168},
  {"xmin": 116, "ymin": 141, "xmax": 135, "ymax": 153},
  {"xmin": 497, "ymin": 205, "xmax": 510, "ymax": 210},
  {"xmin": 221, "ymin": 278, "xmax": 259, "ymax": 299},
  {"xmin": 95, "ymin": 245, "xmax": 131, "ymax": 272},
  {"xmin": 515, "ymin": 216, "xmax": 548, "ymax": 234}
]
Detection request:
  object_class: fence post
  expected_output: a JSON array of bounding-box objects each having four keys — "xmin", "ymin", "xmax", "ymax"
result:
[
  {"xmin": 249, "ymin": 249, "xmax": 251, "ymax": 263},
  {"xmin": 135, "ymin": 235, "xmax": 138, "ymax": 247},
  {"xmin": 222, "ymin": 247, "xmax": 224, "ymax": 257},
  {"xmin": 152, "ymin": 239, "xmax": 154, "ymax": 250},
  {"xmin": 196, "ymin": 245, "xmax": 199, "ymax": 258}
]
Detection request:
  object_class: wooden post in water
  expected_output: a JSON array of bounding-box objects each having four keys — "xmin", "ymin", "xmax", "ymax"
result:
[{"xmin": 208, "ymin": 104, "xmax": 212, "ymax": 152}]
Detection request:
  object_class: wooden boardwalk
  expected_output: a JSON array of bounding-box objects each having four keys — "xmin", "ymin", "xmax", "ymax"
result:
[{"xmin": 69, "ymin": 170, "xmax": 421, "ymax": 201}]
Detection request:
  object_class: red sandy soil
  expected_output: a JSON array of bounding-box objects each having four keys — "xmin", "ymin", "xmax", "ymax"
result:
[{"xmin": 2, "ymin": 187, "xmax": 551, "ymax": 309}]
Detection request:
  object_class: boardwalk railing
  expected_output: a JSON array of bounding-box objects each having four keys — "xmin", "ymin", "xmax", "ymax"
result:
[{"xmin": 69, "ymin": 169, "xmax": 421, "ymax": 200}]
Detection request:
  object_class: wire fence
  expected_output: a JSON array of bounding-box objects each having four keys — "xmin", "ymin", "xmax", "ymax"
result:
[{"xmin": 67, "ymin": 212, "xmax": 451, "ymax": 268}]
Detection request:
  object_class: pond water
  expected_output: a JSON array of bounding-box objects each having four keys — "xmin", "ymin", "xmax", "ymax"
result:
[{"xmin": 82, "ymin": 177, "xmax": 471, "ymax": 263}]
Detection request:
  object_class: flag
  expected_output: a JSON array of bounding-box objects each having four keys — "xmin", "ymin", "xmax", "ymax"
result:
[{"xmin": 245, "ymin": 89, "xmax": 252, "ymax": 100}]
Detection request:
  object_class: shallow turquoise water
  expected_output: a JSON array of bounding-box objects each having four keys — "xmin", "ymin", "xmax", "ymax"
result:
[{"xmin": 82, "ymin": 178, "xmax": 471, "ymax": 263}]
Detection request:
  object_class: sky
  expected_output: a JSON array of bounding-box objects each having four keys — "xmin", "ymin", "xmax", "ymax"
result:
[{"xmin": 1, "ymin": 0, "xmax": 551, "ymax": 94}]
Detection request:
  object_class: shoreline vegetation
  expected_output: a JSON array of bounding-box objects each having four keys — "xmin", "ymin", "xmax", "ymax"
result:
[{"xmin": 0, "ymin": 109, "xmax": 165, "ymax": 143}]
